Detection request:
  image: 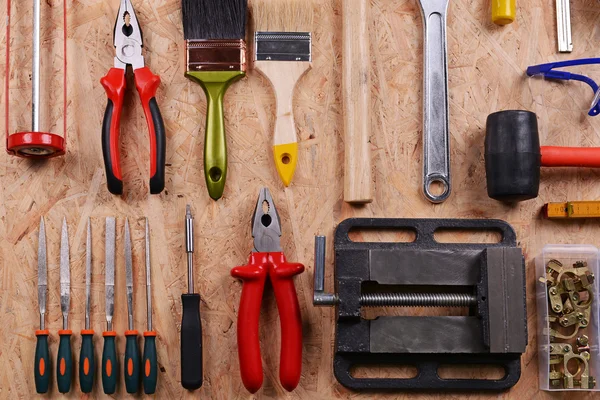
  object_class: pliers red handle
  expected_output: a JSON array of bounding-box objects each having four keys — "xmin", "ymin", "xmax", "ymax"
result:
[
  {"xmin": 231, "ymin": 187, "xmax": 305, "ymax": 393},
  {"xmin": 231, "ymin": 252, "xmax": 304, "ymax": 393},
  {"xmin": 101, "ymin": 0, "xmax": 166, "ymax": 195},
  {"xmin": 101, "ymin": 67, "xmax": 165, "ymax": 194}
]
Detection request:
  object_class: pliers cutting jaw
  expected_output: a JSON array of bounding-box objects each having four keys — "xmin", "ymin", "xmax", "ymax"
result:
[
  {"xmin": 113, "ymin": 0, "xmax": 144, "ymax": 70},
  {"xmin": 252, "ymin": 187, "xmax": 282, "ymax": 253},
  {"xmin": 231, "ymin": 187, "xmax": 304, "ymax": 393},
  {"xmin": 100, "ymin": 0, "xmax": 166, "ymax": 195}
]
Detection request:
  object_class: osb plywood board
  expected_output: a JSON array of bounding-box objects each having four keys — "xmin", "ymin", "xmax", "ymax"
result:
[{"xmin": 1, "ymin": 0, "xmax": 600, "ymax": 398}]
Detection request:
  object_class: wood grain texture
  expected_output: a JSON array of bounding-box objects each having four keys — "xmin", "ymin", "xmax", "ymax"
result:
[
  {"xmin": 255, "ymin": 61, "xmax": 311, "ymax": 147},
  {"xmin": 1, "ymin": 0, "xmax": 600, "ymax": 398},
  {"xmin": 343, "ymin": 0, "xmax": 373, "ymax": 204}
]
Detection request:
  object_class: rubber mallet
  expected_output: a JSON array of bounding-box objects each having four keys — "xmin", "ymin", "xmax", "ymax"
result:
[{"xmin": 485, "ymin": 110, "xmax": 600, "ymax": 202}]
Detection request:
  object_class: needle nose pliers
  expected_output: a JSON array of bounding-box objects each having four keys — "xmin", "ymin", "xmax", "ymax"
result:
[
  {"xmin": 101, "ymin": 0, "xmax": 166, "ymax": 195},
  {"xmin": 231, "ymin": 187, "xmax": 305, "ymax": 393}
]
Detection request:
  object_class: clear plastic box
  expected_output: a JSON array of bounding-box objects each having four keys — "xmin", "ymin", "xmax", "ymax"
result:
[{"xmin": 536, "ymin": 245, "xmax": 599, "ymax": 391}]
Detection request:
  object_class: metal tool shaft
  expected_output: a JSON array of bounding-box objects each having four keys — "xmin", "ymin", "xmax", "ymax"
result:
[
  {"xmin": 60, "ymin": 218, "xmax": 70, "ymax": 330},
  {"xmin": 105, "ymin": 217, "xmax": 116, "ymax": 332},
  {"xmin": 125, "ymin": 219, "xmax": 134, "ymax": 331},
  {"xmin": 32, "ymin": 0, "xmax": 41, "ymax": 131},
  {"xmin": 145, "ymin": 218, "xmax": 152, "ymax": 332},
  {"xmin": 313, "ymin": 236, "xmax": 337, "ymax": 306},
  {"xmin": 418, "ymin": 0, "xmax": 451, "ymax": 203},
  {"xmin": 186, "ymin": 205, "xmax": 194, "ymax": 294},
  {"xmin": 38, "ymin": 217, "xmax": 47, "ymax": 330},
  {"xmin": 85, "ymin": 218, "xmax": 92, "ymax": 330}
]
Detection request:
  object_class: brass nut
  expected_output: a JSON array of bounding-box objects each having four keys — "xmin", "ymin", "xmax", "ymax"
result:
[
  {"xmin": 577, "ymin": 335, "xmax": 589, "ymax": 346},
  {"xmin": 549, "ymin": 287, "xmax": 558, "ymax": 295},
  {"xmin": 553, "ymin": 304, "xmax": 562, "ymax": 312}
]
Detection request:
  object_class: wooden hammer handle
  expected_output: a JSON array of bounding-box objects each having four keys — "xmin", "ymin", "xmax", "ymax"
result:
[{"xmin": 343, "ymin": 0, "xmax": 373, "ymax": 204}]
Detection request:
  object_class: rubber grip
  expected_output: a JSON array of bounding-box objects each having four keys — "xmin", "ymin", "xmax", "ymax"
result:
[
  {"xmin": 134, "ymin": 67, "xmax": 166, "ymax": 194},
  {"xmin": 34, "ymin": 331, "xmax": 50, "ymax": 394},
  {"xmin": 79, "ymin": 331, "xmax": 95, "ymax": 393},
  {"xmin": 269, "ymin": 253, "xmax": 305, "ymax": 392},
  {"xmin": 230, "ymin": 253, "xmax": 269, "ymax": 393},
  {"xmin": 143, "ymin": 332, "xmax": 158, "ymax": 394},
  {"xmin": 101, "ymin": 68, "xmax": 126, "ymax": 195},
  {"xmin": 541, "ymin": 146, "xmax": 600, "ymax": 168},
  {"xmin": 102, "ymin": 332, "xmax": 118, "ymax": 394},
  {"xmin": 181, "ymin": 294, "xmax": 203, "ymax": 390},
  {"xmin": 125, "ymin": 331, "xmax": 140, "ymax": 393},
  {"xmin": 57, "ymin": 330, "xmax": 73, "ymax": 393}
]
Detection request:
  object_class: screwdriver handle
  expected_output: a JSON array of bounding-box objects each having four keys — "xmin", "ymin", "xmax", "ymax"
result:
[
  {"xmin": 143, "ymin": 332, "xmax": 158, "ymax": 394},
  {"xmin": 56, "ymin": 330, "xmax": 73, "ymax": 393},
  {"xmin": 79, "ymin": 330, "xmax": 95, "ymax": 393},
  {"xmin": 125, "ymin": 330, "xmax": 141, "ymax": 393},
  {"xmin": 34, "ymin": 330, "xmax": 50, "ymax": 394},
  {"xmin": 181, "ymin": 293, "xmax": 203, "ymax": 390},
  {"xmin": 102, "ymin": 331, "xmax": 118, "ymax": 394}
]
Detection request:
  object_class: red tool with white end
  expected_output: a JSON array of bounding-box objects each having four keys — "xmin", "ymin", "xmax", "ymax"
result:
[
  {"xmin": 101, "ymin": 0, "xmax": 166, "ymax": 195},
  {"xmin": 231, "ymin": 187, "xmax": 305, "ymax": 393}
]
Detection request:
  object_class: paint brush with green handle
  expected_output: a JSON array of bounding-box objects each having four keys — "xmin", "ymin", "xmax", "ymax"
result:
[{"xmin": 182, "ymin": 0, "xmax": 248, "ymax": 200}]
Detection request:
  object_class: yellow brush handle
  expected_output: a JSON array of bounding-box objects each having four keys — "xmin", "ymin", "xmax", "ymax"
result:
[
  {"xmin": 492, "ymin": 0, "xmax": 516, "ymax": 25},
  {"xmin": 255, "ymin": 61, "xmax": 311, "ymax": 187}
]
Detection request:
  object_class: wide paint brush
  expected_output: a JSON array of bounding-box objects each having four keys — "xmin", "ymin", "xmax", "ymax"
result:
[
  {"xmin": 252, "ymin": 0, "xmax": 313, "ymax": 186},
  {"xmin": 182, "ymin": 0, "xmax": 248, "ymax": 200}
]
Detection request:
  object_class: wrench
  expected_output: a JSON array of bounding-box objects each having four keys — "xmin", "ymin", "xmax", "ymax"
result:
[{"xmin": 417, "ymin": 0, "xmax": 451, "ymax": 203}]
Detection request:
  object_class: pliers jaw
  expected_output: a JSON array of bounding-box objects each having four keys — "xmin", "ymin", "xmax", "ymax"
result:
[
  {"xmin": 113, "ymin": 0, "xmax": 144, "ymax": 70},
  {"xmin": 252, "ymin": 188, "xmax": 282, "ymax": 253}
]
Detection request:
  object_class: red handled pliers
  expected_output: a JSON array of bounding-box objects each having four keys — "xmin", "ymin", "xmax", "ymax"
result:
[
  {"xmin": 231, "ymin": 187, "xmax": 305, "ymax": 393},
  {"xmin": 101, "ymin": 0, "xmax": 165, "ymax": 195}
]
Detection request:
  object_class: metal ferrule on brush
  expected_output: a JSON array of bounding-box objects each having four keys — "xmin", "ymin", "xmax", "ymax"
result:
[
  {"xmin": 185, "ymin": 39, "xmax": 247, "ymax": 72},
  {"xmin": 255, "ymin": 32, "xmax": 311, "ymax": 62}
]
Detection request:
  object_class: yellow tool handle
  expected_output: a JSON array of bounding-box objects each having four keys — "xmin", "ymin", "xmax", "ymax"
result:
[{"xmin": 492, "ymin": 0, "xmax": 516, "ymax": 25}]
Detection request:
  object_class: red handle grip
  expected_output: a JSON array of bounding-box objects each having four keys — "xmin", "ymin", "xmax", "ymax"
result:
[
  {"xmin": 231, "ymin": 253, "xmax": 268, "ymax": 393},
  {"xmin": 134, "ymin": 67, "xmax": 166, "ymax": 194},
  {"xmin": 541, "ymin": 146, "xmax": 600, "ymax": 168},
  {"xmin": 100, "ymin": 68, "xmax": 126, "ymax": 194},
  {"xmin": 269, "ymin": 253, "xmax": 304, "ymax": 392}
]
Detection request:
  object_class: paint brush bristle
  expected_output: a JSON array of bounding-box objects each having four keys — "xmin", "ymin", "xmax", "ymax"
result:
[
  {"xmin": 252, "ymin": 0, "xmax": 313, "ymax": 33},
  {"xmin": 182, "ymin": 0, "xmax": 248, "ymax": 40}
]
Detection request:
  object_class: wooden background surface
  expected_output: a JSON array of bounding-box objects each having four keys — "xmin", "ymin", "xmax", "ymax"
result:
[{"xmin": 2, "ymin": 0, "xmax": 600, "ymax": 398}]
